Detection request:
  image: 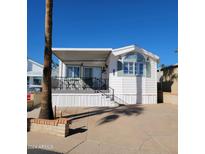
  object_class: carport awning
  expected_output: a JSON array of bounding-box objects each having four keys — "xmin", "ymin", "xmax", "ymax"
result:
[{"xmin": 52, "ymin": 48, "xmax": 112, "ymax": 62}]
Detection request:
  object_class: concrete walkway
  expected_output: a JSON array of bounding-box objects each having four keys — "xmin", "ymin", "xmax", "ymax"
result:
[{"xmin": 27, "ymin": 104, "xmax": 178, "ymax": 154}]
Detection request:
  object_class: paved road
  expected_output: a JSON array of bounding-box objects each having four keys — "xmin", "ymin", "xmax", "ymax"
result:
[{"xmin": 28, "ymin": 103, "xmax": 178, "ymax": 154}]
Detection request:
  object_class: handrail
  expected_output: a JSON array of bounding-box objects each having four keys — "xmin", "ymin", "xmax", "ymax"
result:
[
  {"xmin": 109, "ymin": 87, "xmax": 114, "ymax": 101},
  {"xmin": 97, "ymin": 86, "xmax": 114, "ymax": 101},
  {"xmin": 98, "ymin": 86, "xmax": 128, "ymax": 105},
  {"xmin": 112, "ymin": 95, "xmax": 128, "ymax": 105}
]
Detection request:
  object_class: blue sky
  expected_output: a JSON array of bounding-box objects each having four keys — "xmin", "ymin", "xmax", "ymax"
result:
[{"xmin": 28, "ymin": 0, "xmax": 178, "ymax": 66}]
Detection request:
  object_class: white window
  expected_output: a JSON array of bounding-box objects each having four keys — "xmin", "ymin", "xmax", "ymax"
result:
[
  {"xmin": 129, "ymin": 62, "xmax": 134, "ymax": 74},
  {"xmin": 134, "ymin": 63, "xmax": 144, "ymax": 75},
  {"xmin": 123, "ymin": 62, "xmax": 144, "ymax": 75},
  {"xmin": 123, "ymin": 62, "xmax": 135, "ymax": 74},
  {"xmin": 67, "ymin": 66, "xmax": 80, "ymax": 78},
  {"xmin": 33, "ymin": 77, "xmax": 42, "ymax": 85},
  {"xmin": 123, "ymin": 53, "xmax": 145, "ymax": 76}
]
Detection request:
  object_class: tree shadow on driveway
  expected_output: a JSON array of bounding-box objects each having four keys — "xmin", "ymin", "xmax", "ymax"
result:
[
  {"xmin": 63, "ymin": 105, "xmax": 144, "ymax": 125},
  {"xmin": 97, "ymin": 114, "xmax": 120, "ymax": 125},
  {"xmin": 69, "ymin": 126, "xmax": 87, "ymax": 136}
]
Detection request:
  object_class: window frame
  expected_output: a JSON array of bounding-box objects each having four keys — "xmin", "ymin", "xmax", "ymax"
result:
[
  {"xmin": 121, "ymin": 52, "xmax": 148, "ymax": 77},
  {"xmin": 128, "ymin": 62, "xmax": 134, "ymax": 74},
  {"xmin": 33, "ymin": 77, "xmax": 42, "ymax": 85},
  {"xmin": 123, "ymin": 62, "xmax": 129, "ymax": 74},
  {"xmin": 123, "ymin": 62, "xmax": 135, "ymax": 75},
  {"xmin": 138, "ymin": 63, "xmax": 144, "ymax": 75},
  {"xmin": 123, "ymin": 61, "xmax": 144, "ymax": 76},
  {"xmin": 66, "ymin": 65, "xmax": 80, "ymax": 78}
]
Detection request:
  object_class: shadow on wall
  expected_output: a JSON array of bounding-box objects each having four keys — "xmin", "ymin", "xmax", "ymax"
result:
[
  {"xmin": 159, "ymin": 66, "xmax": 178, "ymax": 92},
  {"xmin": 158, "ymin": 81, "xmax": 174, "ymax": 92},
  {"xmin": 157, "ymin": 91, "xmax": 163, "ymax": 103},
  {"xmin": 157, "ymin": 81, "xmax": 175, "ymax": 103},
  {"xmin": 157, "ymin": 65, "xmax": 178, "ymax": 103},
  {"xmin": 136, "ymin": 76, "xmax": 142, "ymax": 104}
]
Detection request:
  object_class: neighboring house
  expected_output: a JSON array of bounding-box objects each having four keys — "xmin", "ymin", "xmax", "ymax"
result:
[
  {"xmin": 157, "ymin": 64, "xmax": 178, "ymax": 104},
  {"xmin": 27, "ymin": 59, "xmax": 43, "ymax": 88},
  {"xmin": 51, "ymin": 45, "xmax": 159, "ymax": 107},
  {"xmin": 27, "ymin": 58, "xmax": 59, "ymax": 88}
]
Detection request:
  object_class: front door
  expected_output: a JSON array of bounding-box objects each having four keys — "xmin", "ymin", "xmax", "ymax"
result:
[
  {"xmin": 84, "ymin": 67, "xmax": 92, "ymax": 78},
  {"xmin": 83, "ymin": 67, "xmax": 102, "ymax": 89},
  {"xmin": 84, "ymin": 67, "xmax": 93, "ymax": 88},
  {"xmin": 92, "ymin": 67, "xmax": 102, "ymax": 79}
]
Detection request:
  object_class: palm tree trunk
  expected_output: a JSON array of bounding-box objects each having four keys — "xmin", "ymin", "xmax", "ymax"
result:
[{"xmin": 39, "ymin": 0, "xmax": 54, "ymax": 119}]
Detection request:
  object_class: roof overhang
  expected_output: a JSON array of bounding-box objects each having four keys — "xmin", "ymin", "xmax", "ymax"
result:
[
  {"xmin": 27, "ymin": 58, "xmax": 43, "ymax": 68},
  {"xmin": 52, "ymin": 48, "xmax": 112, "ymax": 62},
  {"xmin": 52, "ymin": 45, "xmax": 160, "ymax": 63}
]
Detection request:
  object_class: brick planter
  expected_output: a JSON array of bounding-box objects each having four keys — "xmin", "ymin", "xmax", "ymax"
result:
[{"xmin": 27, "ymin": 118, "xmax": 71, "ymax": 137}]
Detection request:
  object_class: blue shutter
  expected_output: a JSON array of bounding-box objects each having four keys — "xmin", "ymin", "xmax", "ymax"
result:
[
  {"xmin": 146, "ymin": 62, "xmax": 151, "ymax": 77},
  {"xmin": 117, "ymin": 60, "xmax": 123, "ymax": 76}
]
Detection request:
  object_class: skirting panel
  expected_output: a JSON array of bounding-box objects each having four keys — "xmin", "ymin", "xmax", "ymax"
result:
[
  {"xmin": 114, "ymin": 94, "xmax": 157, "ymax": 104},
  {"xmin": 52, "ymin": 93, "xmax": 157, "ymax": 107},
  {"xmin": 52, "ymin": 93, "xmax": 116, "ymax": 107}
]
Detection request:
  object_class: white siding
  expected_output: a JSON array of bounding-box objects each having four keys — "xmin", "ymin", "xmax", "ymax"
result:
[
  {"xmin": 144, "ymin": 59, "xmax": 157, "ymax": 94},
  {"xmin": 114, "ymin": 94, "xmax": 157, "ymax": 104},
  {"xmin": 32, "ymin": 64, "xmax": 42, "ymax": 73},
  {"xmin": 55, "ymin": 51, "xmax": 158, "ymax": 106},
  {"xmin": 108, "ymin": 54, "xmax": 123, "ymax": 94},
  {"xmin": 108, "ymin": 53, "xmax": 158, "ymax": 104},
  {"xmin": 27, "ymin": 60, "xmax": 43, "ymax": 76},
  {"xmin": 58, "ymin": 60, "xmax": 67, "ymax": 77}
]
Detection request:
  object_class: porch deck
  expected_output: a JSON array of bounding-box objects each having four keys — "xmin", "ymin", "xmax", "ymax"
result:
[
  {"xmin": 51, "ymin": 77, "xmax": 115, "ymax": 107},
  {"xmin": 52, "ymin": 77, "xmax": 109, "ymax": 93}
]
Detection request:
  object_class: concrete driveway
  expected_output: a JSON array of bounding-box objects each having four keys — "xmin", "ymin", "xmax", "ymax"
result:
[{"xmin": 27, "ymin": 104, "xmax": 178, "ymax": 154}]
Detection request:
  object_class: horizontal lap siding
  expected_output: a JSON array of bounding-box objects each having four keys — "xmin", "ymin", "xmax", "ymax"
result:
[
  {"xmin": 144, "ymin": 60, "xmax": 157, "ymax": 94},
  {"xmin": 108, "ymin": 55, "xmax": 123, "ymax": 94},
  {"xmin": 28, "ymin": 60, "xmax": 43, "ymax": 72},
  {"xmin": 52, "ymin": 53, "xmax": 158, "ymax": 107},
  {"xmin": 109, "ymin": 78, "xmax": 123, "ymax": 93},
  {"xmin": 108, "ymin": 53, "xmax": 157, "ymax": 104},
  {"xmin": 122, "ymin": 77, "xmax": 146, "ymax": 94}
]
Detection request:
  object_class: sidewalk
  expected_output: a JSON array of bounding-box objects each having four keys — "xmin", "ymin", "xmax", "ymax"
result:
[{"xmin": 27, "ymin": 104, "xmax": 178, "ymax": 154}]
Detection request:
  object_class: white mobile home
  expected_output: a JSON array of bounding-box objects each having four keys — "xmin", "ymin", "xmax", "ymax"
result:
[
  {"xmin": 52, "ymin": 45, "xmax": 159, "ymax": 107},
  {"xmin": 27, "ymin": 58, "xmax": 44, "ymax": 88},
  {"xmin": 27, "ymin": 58, "xmax": 59, "ymax": 88}
]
